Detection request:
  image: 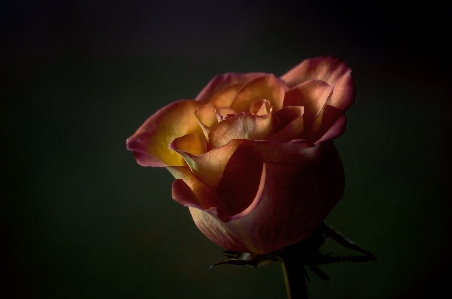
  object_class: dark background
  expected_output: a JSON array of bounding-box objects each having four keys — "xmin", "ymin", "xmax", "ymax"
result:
[{"xmin": 2, "ymin": 1, "xmax": 451, "ymax": 298}]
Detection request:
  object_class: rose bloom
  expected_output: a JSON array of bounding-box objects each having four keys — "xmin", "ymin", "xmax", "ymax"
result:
[{"xmin": 126, "ymin": 57, "xmax": 354, "ymax": 254}]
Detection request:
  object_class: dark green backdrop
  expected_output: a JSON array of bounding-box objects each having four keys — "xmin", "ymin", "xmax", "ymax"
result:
[{"xmin": 2, "ymin": 1, "xmax": 451, "ymax": 298}]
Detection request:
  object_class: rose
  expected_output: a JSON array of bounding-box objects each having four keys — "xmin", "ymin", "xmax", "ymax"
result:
[{"xmin": 126, "ymin": 57, "xmax": 354, "ymax": 254}]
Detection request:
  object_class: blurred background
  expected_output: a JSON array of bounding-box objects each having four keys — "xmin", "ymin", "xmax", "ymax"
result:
[{"xmin": 2, "ymin": 1, "xmax": 451, "ymax": 298}]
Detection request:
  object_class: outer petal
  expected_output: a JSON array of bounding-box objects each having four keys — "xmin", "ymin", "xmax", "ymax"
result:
[
  {"xmin": 203, "ymin": 138, "xmax": 324, "ymax": 219},
  {"xmin": 126, "ymin": 100, "xmax": 203, "ymax": 167},
  {"xmin": 169, "ymin": 139, "xmax": 243, "ymax": 192},
  {"xmin": 230, "ymin": 74, "xmax": 285, "ymax": 113},
  {"xmin": 281, "ymin": 57, "xmax": 355, "ymax": 111},
  {"xmin": 167, "ymin": 166, "xmax": 222, "ymax": 210},
  {"xmin": 189, "ymin": 141, "xmax": 344, "ymax": 254},
  {"xmin": 304, "ymin": 105, "xmax": 346, "ymax": 143},
  {"xmin": 315, "ymin": 114, "xmax": 347, "ymax": 144},
  {"xmin": 195, "ymin": 73, "xmax": 266, "ymax": 103},
  {"xmin": 283, "ymin": 80, "xmax": 333, "ymax": 124}
]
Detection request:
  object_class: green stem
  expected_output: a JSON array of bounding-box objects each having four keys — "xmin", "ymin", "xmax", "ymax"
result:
[{"xmin": 281, "ymin": 260, "xmax": 308, "ymax": 299}]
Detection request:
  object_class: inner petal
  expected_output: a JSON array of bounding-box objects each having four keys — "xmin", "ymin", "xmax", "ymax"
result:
[
  {"xmin": 170, "ymin": 133, "xmax": 207, "ymax": 156},
  {"xmin": 195, "ymin": 104, "xmax": 218, "ymax": 140},
  {"xmin": 169, "ymin": 139, "xmax": 243, "ymax": 192},
  {"xmin": 270, "ymin": 106, "xmax": 305, "ymax": 140},
  {"xmin": 195, "ymin": 104, "xmax": 218, "ymax": 128},
  {"xmin": 249, "ymin": 99, "xmax": 272, "ymax": 115},
  {"xmin": 209, "ymin": 113, "xmax": 274, "ymax": 149},
  {"xmin": 216, "ymin": 107, "xmax": 237, "ymax": 121},
  {"xmin": 283, "ymin": 80, "xmax": 333, "ymax": 124},
  {"xmin": 230, "ymin": 74, "xmax": 285, "ymax": 113},
  {"xmin": 209, "ymin": 84, "xmax": 242, "ymax": 108}
]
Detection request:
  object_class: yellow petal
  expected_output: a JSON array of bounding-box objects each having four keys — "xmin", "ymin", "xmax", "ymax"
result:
[{"xmin": 126, "ymin": 100, "xmax": 203, "ymax": 166}]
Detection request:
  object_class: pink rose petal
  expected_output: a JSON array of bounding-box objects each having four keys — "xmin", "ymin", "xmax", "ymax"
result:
[
  {"xmin": 283, "ymin": 80, "xmax": 333, "ymax": 124},
  {"xmin": 189, "ymin": 141, "xmax": 344, "ymax": 253},
  {"xmin": 281, "ymin": 57, "xmax": 354, "ymax": 111}
]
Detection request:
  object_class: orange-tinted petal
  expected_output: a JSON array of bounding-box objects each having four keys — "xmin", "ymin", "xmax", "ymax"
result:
[
  {"xmin": 249, "ymin": 99, "xmax": 272, "ymax": 115},
  {"xmin": 126, "ymin": 100, "xmax": 202, "ymax": 167},
  {"xmin": 167, "ymin": 166, "xmax": 222, "ymax": 210},
  {"xmin": 170, "ymin": 139, "xmax": 243, "ymax": 192},
  {"xmin": 230, "ymin": 74, "xmax": 285, "ymax": 113},
  {"xmin": 283, "ymin": 80, "xmax": 333, "ymax": 124},
  {"xmin": 281, "ymin": 57, "xmax": 355, "ymax": 111},
  {"xmin": 194, "ymin": 104, "xmax": 218, "ymax": 140},
  {"xmin": 195, "ymin": 73, "xmax": 266, "ymax": 103},
  {"xmin": 195, "ymin": 104, "xmax": 218, "ymax": 128},
  {"xmin": 209, "ymin": 84, "xmax": 242, "ymax": 108},
  {"xmin": 169, "ymin": 133, "xmax": 207, "ymax": 156},
  {"xmin": 208, "ymin": 113, "xmax": 274, "ymax": 149}
]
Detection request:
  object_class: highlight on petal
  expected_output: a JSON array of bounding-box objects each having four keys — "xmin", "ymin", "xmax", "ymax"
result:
[
  {"xmin": 283, "ymin": 80, "xmax": 333, "ymax": 124},
  {"xmin": 167, "ymin": 166, "xmax": 222, "ymax": 210},
  {"xmin": 170, "ymin": 139, "xmax": 243, "ymax": 192},
  {"xmin": 230, "ymin": 74, "xmax": 285, "ymax": 113},
  {"xmin": 195, "ymin": 73, "xmax": 266, "ymax": 103},
  {"xmin": 126, "ymin": 100, "xmax": 203, "ymax": 167},
  {"xmin": 208, "ymin": 113, "xmax": 274, "ymax": 149},
  {"xmin": 281, "ymin": 57, "xmax": 355, "ymax": 111}
]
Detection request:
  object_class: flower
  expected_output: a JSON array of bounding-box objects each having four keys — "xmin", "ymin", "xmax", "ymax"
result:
[{"xmin": 126, "ymin": 57, "xmax": 355, "ymax": 254}]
